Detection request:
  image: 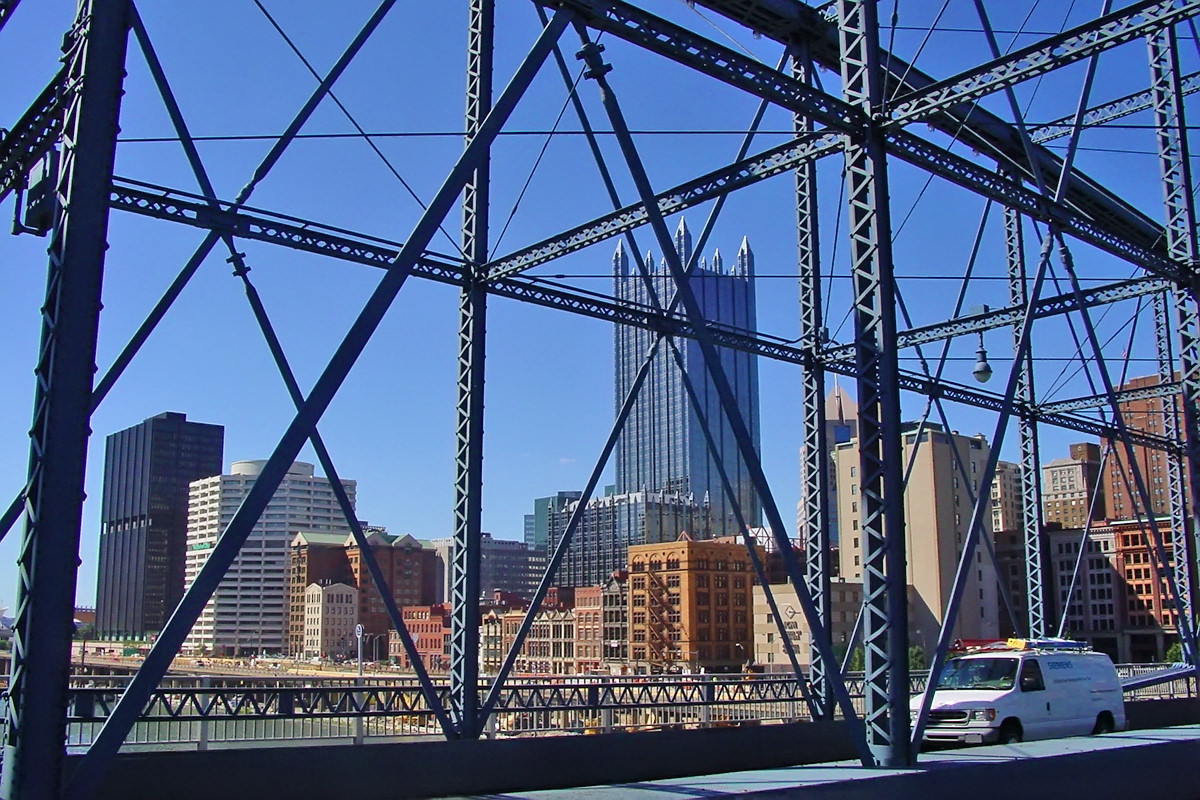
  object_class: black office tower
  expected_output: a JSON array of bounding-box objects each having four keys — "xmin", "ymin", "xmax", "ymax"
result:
[{"xmin": 95, "ymin": 412, "xmax": 224, "ymax": 639}]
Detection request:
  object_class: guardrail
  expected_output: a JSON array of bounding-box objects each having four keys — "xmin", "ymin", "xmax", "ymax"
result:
[{"xmin": 13, "ymin": 664, "xmax": 1192, "ymax": 752}]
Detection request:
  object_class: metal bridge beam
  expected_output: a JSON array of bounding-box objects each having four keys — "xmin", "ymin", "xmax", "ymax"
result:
[
  {"xmin": 1149, "ymin": 25, "xmax": 1200, "ymax": 642},
  {"xmin": 1, "ymin": 1, "xmax": 129, "ymax": 798},
  {"xmin": 691, "ymin": 0, "xmax": 1167, "ymax": 268},
  {"xmin": 1006, "ymin": 201, "xmax": 1047, "ymax": 638},
  {"xmin": 793, "ymin": 40, "xmax": 833, "ymax": 721},
  {"xmin": 0, "ymin": 68, "xmax": 66, "ymax": 204},
  {"xmin": 838, "ymin": 0, "xmax": 909, "ymax": 767},
  {"xmin": 98, "ymin": 181, "xmax": 1183, "ymax": 457},
  {"xmin": 521, "ymin": 0, "xmax": 1178, "ymax": 288},
  {"xmin": 1030, "ymin": 69, "xmax": 1200, "ymax": 145},
  {"xmin": 449, "ymin": 0, "xmax": 493, "ymax": 740},
  {"xmin": 571, "ymin": 28, "xmax": 873, "ymax": 764}
]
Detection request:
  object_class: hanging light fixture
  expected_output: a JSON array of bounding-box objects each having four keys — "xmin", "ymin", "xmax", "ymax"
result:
[{"xmin": 973, "ymin": 330, "xmax": 993, "ymax": 383}]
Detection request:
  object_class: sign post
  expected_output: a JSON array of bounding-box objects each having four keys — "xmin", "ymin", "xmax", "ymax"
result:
[{"xmin": 356, "ymin": 623, "xmax": 365, "ymax": 677}]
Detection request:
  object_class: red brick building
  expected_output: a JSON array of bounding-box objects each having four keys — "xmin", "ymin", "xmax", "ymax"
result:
[
  {"xmin": 389, "ymin": 604, "xmax": 451, "ymax": 671},
  {"xmin": 573, "ymin": 586, "xmax": 603, "ymax": 673},
  {"xmin": 288, "ymin": 529, "xmax": 439, "ymax": 658}
]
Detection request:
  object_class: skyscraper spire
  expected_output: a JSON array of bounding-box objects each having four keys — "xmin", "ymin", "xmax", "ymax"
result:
[
  {"xmin": 734, "ymin": 235, "xmax": 754, "ymax": 278},
  {"xmin": 711, "ymin": 248, "xmax": 723, "ymax": 274},
  {"xmin": 674, "ymin": 217, "xmax": 692, "ymax": 268},
  {"xmin": 613, "ymin": 238, "xmax": 629, "ymax": 277}
]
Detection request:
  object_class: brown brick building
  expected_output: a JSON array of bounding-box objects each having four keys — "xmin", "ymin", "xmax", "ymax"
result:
[
  {"xmin": 389, "ymin": 603, "xmax": 451, "ymax": 671},
  {"xmin": 627, "ymin": 534, "xmax": 763, "ymax": 673},
  {"xmin": 1104, "ymin": 375, "xmax": 1184, "ymax": 521},
  {"xmin": 288, "ymin": 529, "xmax": 439, "ymax": 658}
]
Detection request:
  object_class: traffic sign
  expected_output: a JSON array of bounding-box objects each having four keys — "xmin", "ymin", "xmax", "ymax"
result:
[{"xmin": 355, "ymin": 623, "xmax": 364, "ymax": 639}]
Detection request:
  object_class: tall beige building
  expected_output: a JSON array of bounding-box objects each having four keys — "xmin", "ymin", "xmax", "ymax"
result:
[{"xmin": 836, "ymin": 423, "xmax": 999, "ymax": 642}]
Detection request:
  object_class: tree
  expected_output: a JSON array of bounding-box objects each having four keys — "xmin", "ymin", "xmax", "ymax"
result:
[
  {"xmin": 909, "ymin": 645, "xmax": 927, "ymax": 670},
  {"xmin": 1165, "ymin": 641, "xmax": 1185, "ymax": 664}
]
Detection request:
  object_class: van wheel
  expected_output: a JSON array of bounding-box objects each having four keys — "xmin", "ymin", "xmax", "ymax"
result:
[
  {"xmin": 997, "ymin": 721, "xmax": 1022, "ymax": 744},
  {"xmin": 1092, "ymin": 712, "xmax": 1115, "ymax": 735}
]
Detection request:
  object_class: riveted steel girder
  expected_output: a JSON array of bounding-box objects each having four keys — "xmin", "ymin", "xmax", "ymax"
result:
[
  {"xmin": 0, "ymin": 69, "xmax": 66, "ymax": 203},
  {"xmin": 104, "ymin": 180, "xmax": 1182, "ymax": 458},
  {"xmin": 793, "ymin": 40, "xmax": 833, "ymax": 720},
  {"xmin": 3, "ymin": 2, "xmax": 129, "ymax": 798},
  {"xmin": 838, "ymin": 0, "xmax": 909, "ymax": 766},
  {"xmin": 448, "ymin": 0, "xmax": 493, "ymax": 740},
  {"xmin": 691, "ymin": 0, "xmax": 1167, "ymax": 269}
]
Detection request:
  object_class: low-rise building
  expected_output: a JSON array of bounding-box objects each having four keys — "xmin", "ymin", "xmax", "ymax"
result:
[
  {"xmin": 389, "ymin": 604, "xmax": 451, "ymax": 671},
  {"xmin": 303, "ymin": 581, "xmax": 357, "ymax": 660},
  {"xmin": 628, "ymin": 534, "xmax": 763, "ymax": 673},
  {"xmin": 574, "ymin": 586, "xmax": 603, "ymax": 673}
]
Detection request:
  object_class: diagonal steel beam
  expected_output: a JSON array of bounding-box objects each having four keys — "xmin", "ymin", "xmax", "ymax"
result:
[
  {"xmin": 513, "ymin": 0, "xmax": 1174, "ymax": 288},
  {"xmin": 1030, "ymin": 69, "xmax": 1200, "ymax": 145},
  {"xmin": 819, "ymin": 275, "xmax": 1170, "ymax": 363},
  {"xmin": 126, "ymin": 3, "xmax": 454, "ymax": 736},
  {"xmin": 889, "ymin": 0, "xmax": 1200, "ymax": 126},
  {"xmin": 572, "ymin": 29, "xmax": 873, "ymax": 765},
  {"xmin": 886, "ymin": 129, "xmax": 1181, "ymax": 283},
  {"xmin": 62, "ymin": 11, "xmax": 573, "ymax": 798}
]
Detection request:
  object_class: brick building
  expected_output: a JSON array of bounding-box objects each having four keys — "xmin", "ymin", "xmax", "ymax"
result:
[
  {"xmin": 389, "ymin": 604, "xmax": 451, "ymax": 671},
  {"xmin": 627, "ymin": 534, "xmax": 763, "ymax": 673},
  {"xmin": 288, "ymin": 529, "xmax": 439, "ymax": 658},
  {"xmin": 574, "ymin": 586, "xmax": 603, "ymax": 674}
]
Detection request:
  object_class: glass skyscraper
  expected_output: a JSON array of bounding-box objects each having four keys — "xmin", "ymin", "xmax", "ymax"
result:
[{"xmin": 613, "ymin": 219, "xmax": 761, "ymax": 537}]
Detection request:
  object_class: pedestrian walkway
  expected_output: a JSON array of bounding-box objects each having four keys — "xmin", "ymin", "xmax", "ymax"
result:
[{"xmin": 464, "ymin": 725, "xmax": 1200, "ymax": 799}]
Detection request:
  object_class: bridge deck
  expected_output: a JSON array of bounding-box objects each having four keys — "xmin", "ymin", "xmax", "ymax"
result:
[{"xmin": 473, "ymin": 725, "xmax": 1200, "ymax": 800}]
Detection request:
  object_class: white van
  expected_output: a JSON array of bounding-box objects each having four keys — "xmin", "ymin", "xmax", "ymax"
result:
[{"xmin": 910, "ymin": 638, "xmax": 1126, "ymax": 745}]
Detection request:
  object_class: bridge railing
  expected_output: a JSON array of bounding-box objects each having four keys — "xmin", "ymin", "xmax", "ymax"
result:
[{"xmin": 9, "ymin": 665, "xmax": 1191, "ymax": 752}]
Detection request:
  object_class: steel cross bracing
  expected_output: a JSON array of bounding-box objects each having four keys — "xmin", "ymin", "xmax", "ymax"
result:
[
  {"xmin": 59, "ymin": 11, "xmax": 576, "ymax": 799},
  {"xmin": 1, "ymin": 1, "xmax": 129, "ymax": 798},
  {"xmin": 526, "ymin": 0, "xmax": 1181, "ymax": 286},
  {"xmin": 98, "ymin": 181, "xmax": 1185, "ymax": 457},
  {"xmin": 0, "ymin": 68, "xmax": 64, "ymax": 204},
  {"xmin": 691, "ymin": 0, "xmax": 1169, "ymax": 267},
  {"xmin": 1007, "ymin": 196, "xmax": 1048, "ymax": 638}
]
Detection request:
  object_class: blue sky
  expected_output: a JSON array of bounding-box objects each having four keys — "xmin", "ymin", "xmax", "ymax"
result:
[{"xmin": 0, "ymin": 1, "xmax": 1190, "ymax": 610}]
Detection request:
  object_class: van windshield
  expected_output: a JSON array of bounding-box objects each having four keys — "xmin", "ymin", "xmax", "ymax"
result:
[{"xmin": 935, "ymin": 657, "xmax": 1018, "ymax": 690}]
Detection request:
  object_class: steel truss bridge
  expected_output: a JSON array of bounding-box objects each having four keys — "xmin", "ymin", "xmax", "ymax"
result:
[{"xmin": 1, "ymin": 0, "xmax": 1199, "ymax": 798}]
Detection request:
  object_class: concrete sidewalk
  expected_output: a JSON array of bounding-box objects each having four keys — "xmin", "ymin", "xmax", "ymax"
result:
[{"xmin": 466, "ymin": 725, "xmax": 1200, "ymax": 799}]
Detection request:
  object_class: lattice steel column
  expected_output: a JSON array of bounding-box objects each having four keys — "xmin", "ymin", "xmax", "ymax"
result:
[
  {"xmin": 2, "ymin": 1, "xmax": 129, "ymax": 797},
  {"xmin": 450, "ymin": 0, "xmax": 493, "ymax": 739},
  {"xmin": 1004, "ymin": 199, "xmax": 1047, "ymax": 637},
  {"xmin": 792, "ymin": 40, "xmax": 833, "ymax": 719},
  {"xmin": 838, "ymin": 0, "xmax": 909, "ymax": 766},
  {"xmin": 1150, "ymin": 26, "xmax": 1200, "ymax": 633}
]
